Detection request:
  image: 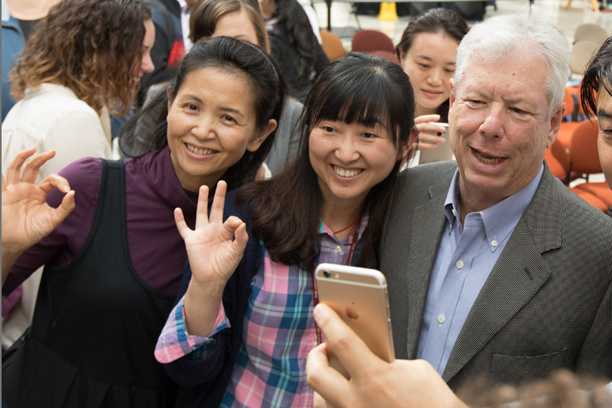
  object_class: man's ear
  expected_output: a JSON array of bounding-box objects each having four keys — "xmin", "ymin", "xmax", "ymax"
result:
[
  {"xmin": 247, "ymin": 119, "xmax": 277, "ymax": 152},
  {"xmin": 449, "ymin": 78, "xmax": 456, "ymax": 111},
  {"xmin": 546, "ymin": 102, "xmax": 566, "ymax": 149}
]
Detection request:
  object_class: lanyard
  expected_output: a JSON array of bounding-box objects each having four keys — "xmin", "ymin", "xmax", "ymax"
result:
[{"xmin": 312, "ymin": 227, "xmax": 360, "ymax": 345}]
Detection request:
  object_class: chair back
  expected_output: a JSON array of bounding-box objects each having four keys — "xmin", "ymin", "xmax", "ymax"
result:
[
  {"xmin": 546, "ymin": 138, "xmax": 571, "ymax": 181},
  {"xmin": 351, "ymin": 29, "xmax": 395, "ymax": 53},
  {"xmin": 320, "ymin": 30, "xmax": 346, "ymax": 61},
  {"xmin": 569, "ymin": 119, "xmax": 601, "ymax": 174},
  {"xmin": 570, "ymin": 41, "xmax": 600, "ymax": 75},
  {"xmin": 574, "ymin": 23, "xmax": 609, "ymax": 45},
  {"xmin": 368, "ymin": 50, "xmax": 400, "ymax": 65}
]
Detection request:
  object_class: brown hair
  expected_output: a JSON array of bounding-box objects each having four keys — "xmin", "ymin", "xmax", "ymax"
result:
[
  {"xmin": 236, "ymin": 53, "xmax": 416, "ymax": 271},
  {"xmin": 189, "ymin": 0, "xmax": 270, "ymax": 54},
  {"xmin": 9, "ymin": 0, "xmax": 151, "ymax": 116}
]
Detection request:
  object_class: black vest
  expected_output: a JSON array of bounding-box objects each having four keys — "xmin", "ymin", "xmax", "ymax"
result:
[{"xmin": 4, "ymin": 160, "xmax": 179, "ymax": 408}]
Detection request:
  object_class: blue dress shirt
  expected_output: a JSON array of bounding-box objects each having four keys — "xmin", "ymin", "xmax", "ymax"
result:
[{"xmin": 417, "ymin": 166, "xmax": 544, "ymax": 375}]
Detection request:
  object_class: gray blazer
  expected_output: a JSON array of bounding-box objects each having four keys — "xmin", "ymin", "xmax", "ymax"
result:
[{"xmin": 380, "ymin": 161, "xmax": 612, "ymax": 388}]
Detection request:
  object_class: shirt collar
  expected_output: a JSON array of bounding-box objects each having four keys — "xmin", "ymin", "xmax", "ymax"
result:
[
  {"xmin": 176, "ymin": 0, "xmax": 190, "ymax": 11},
  {"xmin": 443, "ymin": 165, "xmax": 544, "ymax": 252}
]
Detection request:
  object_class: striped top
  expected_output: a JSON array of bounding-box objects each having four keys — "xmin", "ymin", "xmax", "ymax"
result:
[{"xmin": 156, "ymin": 215, "xmax": 368, "ymax": 407}]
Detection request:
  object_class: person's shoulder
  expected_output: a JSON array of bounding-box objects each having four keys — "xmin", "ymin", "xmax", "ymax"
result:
[
  {"xmin": 396, "ymin": 161, "xmax": 456, "ymax": 191},
  {"xmin": 558, "ymin": 183, "xmax": 612, "ymax": 232},
  {"xmin": 58, "ymin": 157, "xmax": 104, "ymax": 191}
]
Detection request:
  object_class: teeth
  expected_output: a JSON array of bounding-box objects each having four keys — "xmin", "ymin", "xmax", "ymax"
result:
[
  {"xmin": 475, "ymin": 150, "xmax": 503, "ymax": 164},
  {"xmin": 334, "ymin": 166, "xmax": 362, "ymax": 177},
  {"xmin": 187, "ymin": 144, "xmax": 215, "ymax": 155}
]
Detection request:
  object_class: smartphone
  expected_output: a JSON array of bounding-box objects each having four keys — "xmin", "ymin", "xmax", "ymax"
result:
[
  {"xmin": 314, "ymin": 263, "xmax": 395, "ymax": 378},
  {"xmin": 418, "ymin": 122, "xmax": 454, "ymax": 164}
]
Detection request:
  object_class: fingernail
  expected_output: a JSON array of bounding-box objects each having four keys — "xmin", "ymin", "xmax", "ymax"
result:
[{"xmin": 313, "ymin": 303, "xmax": 326, "ymax": 320}]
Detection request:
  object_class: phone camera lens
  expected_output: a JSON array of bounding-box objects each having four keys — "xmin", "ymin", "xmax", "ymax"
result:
[{"xmin": 323, "ymin": 271, "xmax": 331, "ymax": 278}]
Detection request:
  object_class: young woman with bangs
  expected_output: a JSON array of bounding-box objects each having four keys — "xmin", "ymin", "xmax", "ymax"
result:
[
  {"xmin": 2, "ymin": 37, "xmax": 285, "ymax": 408},
  {"xmin": 155, "ymin": 52, "xmax": 416, "ymax": 407}
]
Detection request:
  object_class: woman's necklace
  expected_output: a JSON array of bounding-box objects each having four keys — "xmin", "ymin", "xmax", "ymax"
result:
[{"xmin": 333, "ymin": 219, "xmax": 358, "ymax": 235}]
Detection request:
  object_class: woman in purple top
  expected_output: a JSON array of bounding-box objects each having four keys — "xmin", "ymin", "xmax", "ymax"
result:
[
  {"xmin": 1, "ymin": 37, "xmax": 285, "ymax": 408},
  {"xmin": 155, "ymin": 53, "xmax": 417, "ymax": 407}
]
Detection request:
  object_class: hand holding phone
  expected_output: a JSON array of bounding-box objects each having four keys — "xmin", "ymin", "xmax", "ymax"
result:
[{"xmin": 314, "ymin": 264, "xmax": 395, "ymax": 378}]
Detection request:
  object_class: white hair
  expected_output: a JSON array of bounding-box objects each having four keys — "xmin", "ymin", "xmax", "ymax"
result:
[{"xmin": 454, "ymin": 7, "xmax": 571, "ymax": 118}]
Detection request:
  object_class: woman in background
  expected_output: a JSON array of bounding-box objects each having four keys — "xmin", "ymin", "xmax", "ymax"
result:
[{"xmin": 396, "ymin": 8, "xmax": 468, "ymax": 151}]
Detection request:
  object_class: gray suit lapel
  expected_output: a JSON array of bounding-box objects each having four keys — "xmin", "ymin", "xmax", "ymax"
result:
[
  {"xmin": 442, "ymin": 166, "xmax": 562, "ymax": 382},
  {"xmin": 404, "ymin": 190, "xmax": 448, "ymax": 358}
]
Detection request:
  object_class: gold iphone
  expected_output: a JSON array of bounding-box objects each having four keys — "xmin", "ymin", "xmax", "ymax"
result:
[{"xmin": 314, "ymin": 263, "xmax": 395, "ymax": 378}]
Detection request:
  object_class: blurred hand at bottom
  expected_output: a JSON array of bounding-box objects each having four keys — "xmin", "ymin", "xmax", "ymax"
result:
[{"xmin": 306, "ymin": 303, "xmax": 469, "ymax": 408}]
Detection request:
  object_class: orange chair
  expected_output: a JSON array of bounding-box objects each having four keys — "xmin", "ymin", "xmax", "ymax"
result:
[
  {"xmin": 570, "ymin": 186, "xmax": 609, "ymax": 212},
  {"xmin": 351, "ymin": 29, "xmax": 395, "ymax": 54},
  {"xmin": 320, "ymin": 30, "xmax": 346, "ymax": 62},
  {"xmin": 568, "ymin": 118, "xmax": 612, "ymax": 211},
  {"xmin": 545, "ymin": 138, "xmax": 570, "ymax": 183}
]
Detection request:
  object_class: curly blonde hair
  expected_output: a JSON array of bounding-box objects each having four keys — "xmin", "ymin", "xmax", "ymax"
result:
[{"xmin": 10, "ymin": 0, "xmax": 151, "ymax": 116}]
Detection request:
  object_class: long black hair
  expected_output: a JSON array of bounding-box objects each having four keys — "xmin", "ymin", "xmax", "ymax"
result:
[
  {"xmin": 270, "ymin": 0, "xmax": 316, "ymax": 88},
  {"xmin": 237, "ymin": 53, "xmax": 416, "ymax": 271},
  {"xmin": 119, "ymin": 36, "xmax": 286, "ymax": 190}
]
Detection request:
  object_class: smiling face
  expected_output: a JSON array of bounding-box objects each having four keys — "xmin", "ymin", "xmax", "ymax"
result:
[
  {"xmin": 210, "ymin": 9, "xmax": 259, "ymax": 45},
  {"xmin": 309, "ymin": 120, "xmax": 401, "ymax": 209},
  {"xmin": 400, "ymin": 31, "xmax": 459, "ymax": 117},
  {"xmin": 448, "ymin": 50, "xmax": 565, "ymax": 213},
  {"xmin": 596, "ymin": 88, "xmax": 612, "ymax": 188},
  {"xmin": 167, "ymin": 66, "xmax": 273, "ymax": 192}
]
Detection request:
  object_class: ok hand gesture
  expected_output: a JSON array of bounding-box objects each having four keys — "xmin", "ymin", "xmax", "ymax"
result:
[
  {"xmin": 2, "ymin": 148, "xmax": 75, "ymax": 283},
  {"xmin": 174, "ymin": 180, "xmax": 248, "ymax": 287}
]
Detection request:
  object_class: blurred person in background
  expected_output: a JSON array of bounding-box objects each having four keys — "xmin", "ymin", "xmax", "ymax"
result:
[
  {"xmin": 259, "ymin": 0, "xmax": 330, "ymax": 102},
  {"xmin": 1, "ymin": 0, "xmax": 58, "ymax": 121}
]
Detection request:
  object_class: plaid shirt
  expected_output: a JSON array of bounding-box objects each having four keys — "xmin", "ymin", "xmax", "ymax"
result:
[{"xmin": 155, "ymin": 215, "xmax": 368, "ymax": 407}]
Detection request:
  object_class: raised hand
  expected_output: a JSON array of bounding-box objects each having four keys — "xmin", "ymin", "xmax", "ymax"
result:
[
  {"xmin": 414, "ymin": 114, "xmax": 447, "ymax": 151},
  {"xmin": 2, "ymin": 147, "xmax": 75, "ymax": 283},
  {"xmin": 175, "ymin": 180, "xmax": 248, "ymax": 287}
]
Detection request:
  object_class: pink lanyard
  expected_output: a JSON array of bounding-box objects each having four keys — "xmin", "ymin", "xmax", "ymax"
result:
[{"xmin": 311, "ymin": 227, "xmax": 360, "ymax": 345}]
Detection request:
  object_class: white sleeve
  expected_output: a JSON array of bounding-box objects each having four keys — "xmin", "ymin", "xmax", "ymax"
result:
[{"xmin": 41, "ymin": 109, "xmax": 111, "ymax": 179}]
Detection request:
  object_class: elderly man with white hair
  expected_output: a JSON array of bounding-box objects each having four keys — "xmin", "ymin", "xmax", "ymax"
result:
[{"xmin": 307, "ymin": 9, "xmax": 612, "ymax": 408}]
